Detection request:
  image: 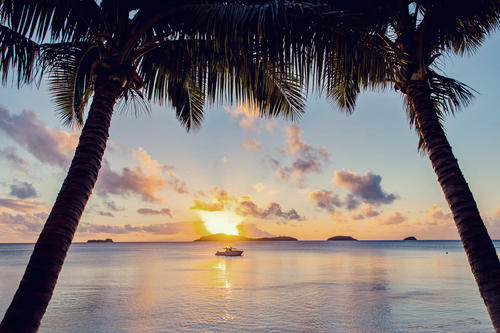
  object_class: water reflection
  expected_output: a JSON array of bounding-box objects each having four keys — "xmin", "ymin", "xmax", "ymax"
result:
[{"xmin": 0, "ymin": 241, "xmax": 491, "ymax": 332}]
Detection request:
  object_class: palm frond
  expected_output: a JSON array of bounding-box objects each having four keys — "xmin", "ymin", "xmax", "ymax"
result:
[
  {"xmin": 0, "ymin": 24, "xmax": 40, "ymax": 86},
  {"xmin": 138, "ymin": 38, "xmax": 306, "ymax": 129},
  {"xmin": 427, "ymin": 69, "xmax": 476, "ymax": 116},
  {"xmin": 170, "ymin": 78, "xmax": 206, "ymax": 131},
  {"xmin": 403, "ymin": 70, "xmax": 474, "ymax": 152},
  {"xmin": 41, "ymin": 43, "xmax": 98, "ymax": 127},
  {"xmin": 117, "ymin": 88, "xmax": 152, "ymax": 119},
  {"xmin": 0, "ymin": 0, "xmax": 101, "ymax": 43},
  {"xmin": 416, "ymin": 0, "xmax": 500, "ymax": 57}
]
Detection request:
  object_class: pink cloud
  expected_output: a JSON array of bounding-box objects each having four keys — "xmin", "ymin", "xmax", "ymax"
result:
[
  {"xmin": 0, "ymin": 212, "xmax": 45, "ymax": 233},
  {"xmin": 78, "ymin": 221, "xmax": 204, "ymax": 236},
  {"xmin": 0, "ymin": 198, "xmax": 45, "ymax": 213},
  {"xmin": 309, "ymin": 190, "xmax": 342, "ymax": 213},
  {"xmin": 349, "ymin": 204, "xmax": 381, "ymax": 220},
  {"xmin": 137, "ymin": 208, "xmax": 172, "ymax": 217},
  {"xmin": 275, "ymin": 125, "xmax": 329, "ymax": 186},
  {"xmin": 0, "ymin": 146, "xmax": 28, "ymax": 172},
  {"xmin": 334, "ymin": 169, "xmax": 396, "ymax": 205},
  {"xmin": 241, "ymin": 139, "xmax": 262, "ymax": 152},
  {"xmin": 0, "ymin": 108, "xmax": 78, "ymax": 168}
]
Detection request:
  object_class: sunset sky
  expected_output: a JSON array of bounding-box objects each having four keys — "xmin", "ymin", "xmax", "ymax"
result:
[{"xmin": 0, "ymin": 34, "xmax": 499, "ymax": 242}]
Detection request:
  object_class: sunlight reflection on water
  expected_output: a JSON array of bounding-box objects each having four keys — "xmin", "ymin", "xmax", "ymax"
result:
[{"xmin": 0, "ymin": 241, "xmax": 495, "ymax": 332}]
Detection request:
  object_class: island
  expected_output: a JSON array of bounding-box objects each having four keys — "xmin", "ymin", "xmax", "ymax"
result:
[
  {"xmin": 403, "ymin": 236, "xmax": 417, "ymax": 241},
  {"xmin": 87, "ymin": 238, "xmax": 114, "ymax": 243},
  {"xmin": 327, "ymin": 235, "xmax": 358, "ymax": 241},
  {"xmin": 194, "ymin": 233, "xmax": 297, "ymax": 242}
]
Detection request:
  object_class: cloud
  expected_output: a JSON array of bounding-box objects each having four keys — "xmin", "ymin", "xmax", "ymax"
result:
[
  {"xmin": 351, "ymin": 212, "xmax": 365, "ymax": 220},
  {"xmin": 225, "ymin": 103, "xmax": 259, "ymax": 130},
  {"xmin": 485, "ymin": 209, "xmax": 500, "ymax": 236},
  {"xmin": 275, "ymin": 125, "xmax": 329, "ymax": 187},
  {"xmin": 78, "ymin": 221, "xmax": 205, "ymax": 236},
  {"xmin": 362, "ymin": 204, "xmax": 381, "ymax": 217},
  {"xmin": 375, "ymin": 211, "xmax": 407, "ymax": 225},
  {"xmin": 237, "ymin": 223, "xmax": 275, "ymax": 238},
  {"xmin": 350, "ymin": 204, "xmax": 381, "ymax": 221},
  {"xmin": 334, "ymin": 170, "xmax": 396, "ymax": 205},
  {"xmin": 97, "ymin": 211, "xmax": 115, "ymax": 217},
  {"xmin": 0, "ymin": 108, "xmax": 78, "ymax": 168},
  {"xmin": 253, "ymin": 183, "xmax": 265, "ymax": 192},
  {"xmin": 427, "ymin": 204, "xmax": 452, "ymax": 222},
  {"xmin": 235, "ymin": 201, "xmax": 305, "ymax": 221},
  {"xmin": 132, "ymin": 147, "xmax": 188, "ymax": 194},
  {"xmin": 104, "ymin": 201, "xmax": 124, "ymax": 212},
  {"xmin": 224, "ymin": 103, "xmax": 278, "ymax": 133},
  {"xmin": 137, "ymin": 208, "xmax": 172, "ymax": 217},
  {"xmin": 0, "ymin": 146, "xmax": 28, "ymax": 172},
  {"xmin": 96, "ymin": 160, "xmax": 165, "ymax": 202},
  {"xmin": 309, "ymin": 190, "xmax": 342, "ymax": 213},
  {"xmin": 191, "ymin": 187, "xmax": 305, "ymax": 222},
  {"xmin": 9, "ymin": 182, "xmax": 37, "ymax": 199},
  {"xmin": 344, "ymin": 194, "xmax": 361, "ymax": 211},
  {"xmin": 0, "ymin": 198, "xmax": 45, "ymax": 213},
  {"xmin": 95, "ymin": 147, "xmax": 188, "ymax": 202},
  {"xmin": 417, "ymin": 205, "xmax": 453, "ymax": 227},
  {"xmin": 0, "ymin": 212, "xmax": 45, "ymax": 232},
  {"xmin": 241, "ymin": 139, "xmax": 262, "ymax": 152}
]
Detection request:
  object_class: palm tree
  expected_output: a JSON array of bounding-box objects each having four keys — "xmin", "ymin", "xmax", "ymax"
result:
[
  {"xmin": 263, "ymin": 0, "xmax": 500, "ymax": 329},
  {"xmin": 0, "ymin": 1, "xmax": 305, "ymax": 331}
]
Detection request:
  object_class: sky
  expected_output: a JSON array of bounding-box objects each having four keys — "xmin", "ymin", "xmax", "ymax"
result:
[{"xmin": 0, "ymin": 34, "xmax": 499, "ymax": 242}]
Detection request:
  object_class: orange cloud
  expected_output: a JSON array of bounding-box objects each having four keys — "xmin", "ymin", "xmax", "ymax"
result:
[
  {"xmin": 95, "ymin": 147, "xmax": 188, "ymax": 203},
  {"xmin": 426, "ymin": 204, "xmax": 452, "ymax": 222},
  {"xmin": 224, "ymin": 103, "xmax": 278, "ymax": 133},
  {"xmin": 191, "ymin": 187, "xmax": 305, "ymax": 222},
  {"xmin": 375, "ymin": 211, "xmax": 407, "ymax": 225}
]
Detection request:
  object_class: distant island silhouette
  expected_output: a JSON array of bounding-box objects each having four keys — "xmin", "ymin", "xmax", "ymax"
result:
[
  {"xmin": 327, "ymin": 235, "xmax": 358, "ymax": 241},
  {"xmin": 194, "ymin": 233, "xmax": 298, "ymax": 242},
  {"xmin": 403, "ymin": 236, "xmax": 417, "ymax": 241},
  {"xmin": 87, "ymin": 238, "xmax": 114, "ymax": 243}
]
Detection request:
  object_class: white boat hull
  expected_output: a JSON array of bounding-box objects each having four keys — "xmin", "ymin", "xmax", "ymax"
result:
[{"xmin": 216, "ymin": 250, "xmax": 243, "ymax": 256}]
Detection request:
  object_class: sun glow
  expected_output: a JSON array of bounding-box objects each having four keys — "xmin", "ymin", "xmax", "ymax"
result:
[{"xmin": 194, "ymin": 210, "xmax": 245, "ymax": 235}]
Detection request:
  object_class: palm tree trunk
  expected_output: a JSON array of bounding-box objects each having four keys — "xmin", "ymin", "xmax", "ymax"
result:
[
  {"xmin": 406, "ymin": 78, "xmax": 500, "ymax": 332},
  {"xmin": 0, "ymin": 77, "xmax": 122, "ymax": 333}
]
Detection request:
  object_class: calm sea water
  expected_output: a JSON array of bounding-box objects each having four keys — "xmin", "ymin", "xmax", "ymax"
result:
[{"xmin": 0, "ymin": 241, "xmax": 498, "ymax": 332}]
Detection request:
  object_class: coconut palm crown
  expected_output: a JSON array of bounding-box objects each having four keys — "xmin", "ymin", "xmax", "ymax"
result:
[
  {"xmin": 263, "ymin": 0, "xmax": 500, "ymax": 329},
  {"xmin": 0, "ymin": 1, "xmax": 306, "ymax": 331}
]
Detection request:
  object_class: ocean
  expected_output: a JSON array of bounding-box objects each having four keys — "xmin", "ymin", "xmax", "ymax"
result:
[{"xmin": 0, "ymin": 241, "xmax": 497, "ymax": 332}]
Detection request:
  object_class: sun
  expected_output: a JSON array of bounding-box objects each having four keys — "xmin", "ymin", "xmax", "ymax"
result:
[{"xmin": 194, "ymin": 210, "xmax": 245, "ymax": 235}]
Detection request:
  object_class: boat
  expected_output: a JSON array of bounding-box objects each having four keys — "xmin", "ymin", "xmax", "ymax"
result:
[{"xmin": 215, "ymin": 246, "xmax": 243, "ymax": 256}]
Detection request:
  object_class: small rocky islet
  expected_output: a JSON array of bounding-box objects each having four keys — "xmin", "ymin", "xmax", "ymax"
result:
[{"xmin": 327, "ymin": 235, "xmax": 358, "ymax": 241}]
